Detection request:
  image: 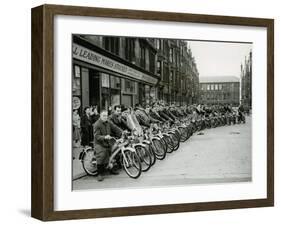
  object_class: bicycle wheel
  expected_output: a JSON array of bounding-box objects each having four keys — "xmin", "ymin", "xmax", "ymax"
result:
[
  {"xmin": 179, "ymin": 127, "xmax": 189, "ymax": 142},
  {"xmin": 160, "ymin": 137, "xmax": 168, "ymax": 154},
  {"xmin": 169, "ymin": 132, "xmax": 180, "ymax": 151},
  {"xmin": 151, "ymin": 138, "xmax": 166, "ymax": 160},
  {"xmin": 122, "ymin": 149, "xmax": 142, "ymax": 179},
  {"xmin": 163, "ymin": 134, "xmax": 173, "ymax": 153},
  {"xmin": 187, "ymin": 125, "xmax": 193, "ymax": 138},
  {"xmin": 148, "ymin": 144, "xmax": 156, "ymax": 166},
  {"xmin": 134, "ymin": 144, "xmax": 152, "ymax": 172},
  {"xmin": 81, "ymin": 148, "xmax": 98, "ymax": 176}
]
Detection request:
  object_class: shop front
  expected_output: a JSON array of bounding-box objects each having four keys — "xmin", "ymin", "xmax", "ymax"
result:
[{"xmin": 72, "ymin": 42, "xmax": 159, "ymax": 113}]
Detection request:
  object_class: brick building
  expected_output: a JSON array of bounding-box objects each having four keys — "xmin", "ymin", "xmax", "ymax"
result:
[
  {"xmin": 72, "ymin": 35, "xmax": 200, "ymax": 113},
  {"xmin": 199, "ymin": 76, "xmax": 240, "ymax": 106}
]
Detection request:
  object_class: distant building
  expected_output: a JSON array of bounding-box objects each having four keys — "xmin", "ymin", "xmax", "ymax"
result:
[
  {"xmin": 199, "ymin": 76, "xmax": 240, "ymax": 106},
  {"xmin": 241, "ymin": 51, "xmax": 252, "ymax": 109}
]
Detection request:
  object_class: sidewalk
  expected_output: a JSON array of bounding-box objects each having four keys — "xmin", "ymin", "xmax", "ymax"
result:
[{"xmin": 72, "ymin": 146, "xmax": 87, "ymax": 180}]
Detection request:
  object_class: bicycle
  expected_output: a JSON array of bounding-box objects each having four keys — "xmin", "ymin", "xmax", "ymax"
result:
[{"xmin": 79, "ymin": 131, "xmax": 142, "ymax": 179}]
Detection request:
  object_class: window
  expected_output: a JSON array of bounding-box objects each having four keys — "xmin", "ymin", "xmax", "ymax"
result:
[
  {"xmin": 156, "ymin": 39, "xmax": 161, "ymax": 50},
  {"xmin": 211, "ymin": 84, "xmax": 214, "ymax": 90},
  {"xmin": 125, "ymin": 38, "xmax": 135, "ymax": 62},
  {"xmin": 219, "ymin": 84, "xmax": 222, "ymax": 90},
  {"xmin": 140, "ymin": 44, "xmax": 146, "ymax": 68},
  {"xmin": 169, "ymin": 48, "xmax": 173, "ymax": 62},
  {"xmin": 149, "ymin": 51, "xmax": 156, "ymax": 73},
  {"xmin": 101, "ymin": 73, "xmax": 110, "ymax": 88},
  {"xmin": 110, "ymin": 76, "xmax": 121, "ymax": 107},
  {"xmin": 72, "ymin": 65, "xmax": 81, "ymax": 96},
  {"xmin": 110, "ymin": 76, "xmax": 120, "ymax": 89},
  {"xmin": 104, "ymin": 37, "xmax": 119, "ymax": 55},
  {"xmin": 170, "ymin": 71, "xmax": 174, "ymax": 85},
  {"xmin": 157, "ymin": 61, "xmax": 161, "ymax": 76},
  {"xmin": 215, "ymin": 84, "xmax": 218, "ymax": 90},
  {"xmin": 122, "ymin": 79, "xmax": 136, "ymax": 94},
  {"xmin": 207, "ymin": 84, "xmax": 210, "ymax": 90},
  {"xmin": 163, "ymin": 62, "xmax": 169, "ymax": 83},
  {"xmin": 74, "ymin": 65, "xmax": 80, "ymax": 78}
]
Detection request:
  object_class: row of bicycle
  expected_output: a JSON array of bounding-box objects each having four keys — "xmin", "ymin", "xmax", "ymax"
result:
[{"xmin": 79, "ymin": 111, "xmax": 246, "ymax": 179}]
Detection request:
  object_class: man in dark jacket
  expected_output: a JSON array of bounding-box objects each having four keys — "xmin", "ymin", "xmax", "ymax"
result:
[
  {"xmin": 93, "ymin": 110, "xmax": 123, "ymax": 181},
  {"xmin": 81, "ymin": 106, "xmax": 95, "ymax": 147},
  {"xmin": 109, "ymin": 105, "xmax": 131, "ymax": 131},
  {"xmin": 135, "ymin": 105, "xmax": 160, "ymax": 127},
  {"xmin": 149, "ymin": 107, "xmax": 165, "ymax": 122}
]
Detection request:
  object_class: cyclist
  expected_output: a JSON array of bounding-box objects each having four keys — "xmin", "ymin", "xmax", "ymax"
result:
[
  {"xmin": 93, "ymin": 110, "xmax": 123, "ymax": 182},
  {"xmin": 109, "ymin": 105, "xmax": 131, "ymax": 131}
]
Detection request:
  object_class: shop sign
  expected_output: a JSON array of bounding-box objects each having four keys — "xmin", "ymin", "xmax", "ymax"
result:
[
  {"xmin": 73, "ymin": 43, "xmax": 158, "ymax": 85},
  {"xmin": 73, "ymin": 96, "xmax": 81, "ymax": 110}
]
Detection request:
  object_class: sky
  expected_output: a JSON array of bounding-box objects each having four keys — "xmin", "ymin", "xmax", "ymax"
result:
[{"xmin": 188, "ymin": 41, "xmax": 252, "ymax": 78}]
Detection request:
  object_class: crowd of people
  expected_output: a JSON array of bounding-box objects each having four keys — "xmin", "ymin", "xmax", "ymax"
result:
[{"xmin": 73, "ymin": 101, "xmax": 247, "ymax": 181}]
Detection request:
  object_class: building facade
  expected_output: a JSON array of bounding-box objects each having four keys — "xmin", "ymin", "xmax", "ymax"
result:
[
  {"xmin": 156, "ymin": 39, "xmax": 199, "ymax": 105},
  {"xmin": 199, "ymin": 76, "xmax": 240, "ymax": 106},
  {"xmin": 240, "ymin": 51, "xmax": 252, "ymax": 109},
  {"xmin": 72, "ymin": 35, "xmax": 199, "ymax": 113}
]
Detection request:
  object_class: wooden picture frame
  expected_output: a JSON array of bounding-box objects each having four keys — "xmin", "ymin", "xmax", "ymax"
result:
[{"xmin": 31, "ymin": 4, "xmax": 274, "ymax": 221}]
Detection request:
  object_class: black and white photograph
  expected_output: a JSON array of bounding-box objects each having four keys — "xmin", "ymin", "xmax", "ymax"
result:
[{"xmin": 71, "ymin": 34, "xmax": 252, "ymax": 190}]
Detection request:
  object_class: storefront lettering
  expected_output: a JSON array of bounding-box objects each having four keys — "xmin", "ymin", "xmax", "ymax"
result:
[
  {"xmin": 73, "ymin": 44, "xmax": 158, "ymax": 85},
  {"xmin": 113, "ymin": 63, "xmax": 127, "ymax": 73},
  {"xmin": 101, "ymin": 58, "xmax": 114, "ymax": 68}
]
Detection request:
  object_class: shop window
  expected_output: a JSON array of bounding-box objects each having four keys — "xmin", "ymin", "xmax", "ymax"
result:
[
  {"xmin": 110, "ymin": 76, "xmax": 120, "ymax": 89},
  {"xmin": 101, "ymin": 73, "xmax": 110, "ymax": 88},
  {"xmin": 100, "ymin": 73, "xmax": 110, "ymax": 110},
  {"xmin": 110, "ymin": 76, "xmax": 121, "ymax": 107},
  {"xmin": 145, "ymin": 85, "xmax": 151, "ymax": 104},
  {"xmin": 138, "ymin": 83, "xmax": 146, "ymax": 106},
  {"xmin": 72, "ymin": 65, "xmax": 81, "ymax": 96},
  {"xmin": 122, "ymin": 78, "xmax": 136, "ymax": 94}
]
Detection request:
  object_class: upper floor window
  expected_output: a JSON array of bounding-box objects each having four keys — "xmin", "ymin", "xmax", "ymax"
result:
[
  {"xmin": 140, "ymin": 44, "xmax": 146, "ymax": 69},
  {"xmin": 169, "ymin": 48, "xmax": 174, "ymax": 62},
  {"xmin": 156, "ymin": 39, "xmax": 162, "ymax": 50},
  {"xmin": 104, "ymin": 37, "xmax": 119, "ymax": 56},
  {"xmin": 157, "ymin": 61, "xmax": 161, "ymax": 76},
  {"xmin": 149, "ymin": 51, "xmax": 156, "ymax": 74},
  {"xmin": 125, "ymin": 38, "xmax": 135, "ymax": 62}
]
